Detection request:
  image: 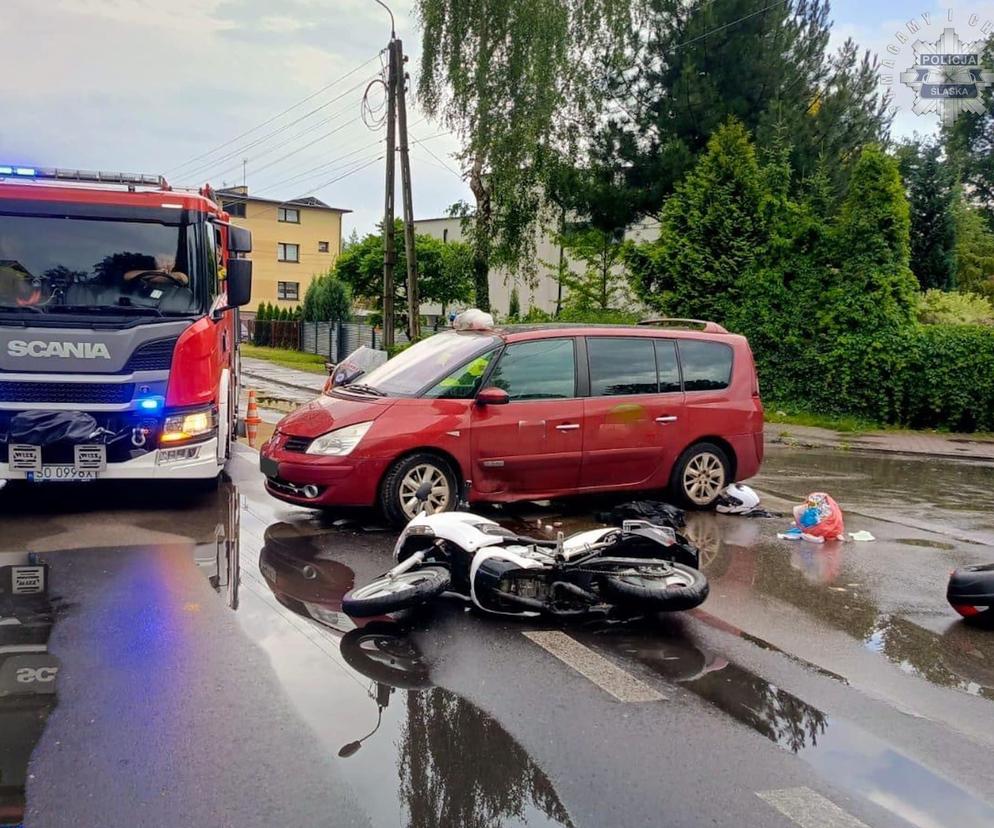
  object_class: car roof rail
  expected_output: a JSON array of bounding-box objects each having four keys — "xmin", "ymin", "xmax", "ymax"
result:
[{"xmin": 637, "ymin": 317, "xmax": 729, "ymax": 334}]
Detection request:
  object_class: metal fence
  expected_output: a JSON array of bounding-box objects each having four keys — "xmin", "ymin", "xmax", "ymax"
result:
[
  {"xmin": 299, "ymin": 321, "xmax": 409, "ymax": 362},
  {"xmin": 245, "ymin": 319, "xmax": 300, "ymax": 350}
]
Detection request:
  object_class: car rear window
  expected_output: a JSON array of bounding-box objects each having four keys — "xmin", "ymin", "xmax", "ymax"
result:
[
  {"xmin": 678, "ymin": 340, "xmax": 733, "ymax": 391},
  {"xmin": 587, "ymin": 337, "xmax": 657, "ymax": 396}
]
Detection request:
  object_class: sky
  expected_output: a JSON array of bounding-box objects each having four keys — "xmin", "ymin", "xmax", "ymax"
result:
[{"xmin": 4, "ymin": 0, "xmax": 994, "ymax": 238}]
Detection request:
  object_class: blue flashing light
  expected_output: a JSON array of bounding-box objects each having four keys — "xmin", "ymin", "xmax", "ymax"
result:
[
  {"xmin": 15, "ymin": 167, "xmax": 36, "ymax": 176},
  {"xmin": 0, "ymin": 166, "xmax": 13, "ymax": 175},
  {"xmin": 139, "ymin": 398, "xmax": 162, "ymax": 411}
]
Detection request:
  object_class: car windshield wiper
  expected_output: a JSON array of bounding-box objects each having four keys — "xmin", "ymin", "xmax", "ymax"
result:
[{"xmin": 342, "ymin": 383, "xmax": 386, "ymax": 397}]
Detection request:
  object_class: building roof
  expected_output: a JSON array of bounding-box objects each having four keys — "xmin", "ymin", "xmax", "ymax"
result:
[{"xmin": 216, "ymin": 187, "xmax": 351, "ymax": 214}]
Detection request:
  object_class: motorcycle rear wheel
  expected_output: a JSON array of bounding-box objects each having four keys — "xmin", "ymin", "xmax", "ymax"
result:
[
  {"xmin": 342, "ymin": 567, "xmax": 451, "ymax": 617},
  {"xmin": 599, "ymin": 562, "xmax": 708, "ymax": 612}
]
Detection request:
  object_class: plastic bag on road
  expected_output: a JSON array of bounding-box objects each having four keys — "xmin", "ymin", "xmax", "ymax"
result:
[{"xmin": 778, "ymin": 492, "xmax": 845, "ymax": 543}]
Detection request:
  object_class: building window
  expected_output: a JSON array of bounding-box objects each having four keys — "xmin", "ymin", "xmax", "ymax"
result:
[
  {"xmin": 443, "ymin": 228, "xmax": 449, "ymax": 243},
  {"xmin": 318, "ymin": 240, "xmax": 330, "ymax": 253},
  {"xmin": 277, "ymin": 281, "xmax": 300, "ymax": 300},
  {"xmin": 277, "ymin": 243, "xmax": 299, "ymax": 263},
  {"xmin": 278, "ymin": 207, "xmax": 300, "ymax": 223},
  {"xmin": 225, "ymin": 201, "xmax": 246, "ymax": 218}
]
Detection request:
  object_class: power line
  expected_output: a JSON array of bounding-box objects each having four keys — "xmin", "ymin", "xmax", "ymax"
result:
[
  {"xmin": 206, "ymin": 116, "xmax": 365, "ymax": 186},
  {"xmin": 177, "ymin": 77, "xmax": 374, "ymax": 182},
  {"xmin": 167, "ymin": 52, "xmax": 383, "ymax": 175},
  {"xmin": 410, "ymin": 134, "xmax": 461, "ymax": 178},
  {"xmin": 673, "ymin": 0, "xmax": 791, "ymax": 52}
]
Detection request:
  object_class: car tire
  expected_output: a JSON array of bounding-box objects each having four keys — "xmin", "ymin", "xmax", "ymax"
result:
[
  {"xmin": 671, "ymin": 442, "xmax": 731, "ymax": 510},
  {"xmin": 380, "ymin": 453, "xmax": 458, "ymax": 526},
  {"xmin": 342, "ymin": 567, "xmax": 451, "ymax": 618},
  {"xmin": 599, "ymin": 562, "xmax": 709, "ymax": 612}
]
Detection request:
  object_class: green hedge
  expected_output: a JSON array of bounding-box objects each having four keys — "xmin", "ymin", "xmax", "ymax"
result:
[{"xmin": 759, "ymin": 324, "xmax": 994, "ymax": 432}]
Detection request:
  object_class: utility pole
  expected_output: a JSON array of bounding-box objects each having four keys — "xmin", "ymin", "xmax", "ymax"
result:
[
  {"xmin": 394, "ymin": 39, "xmax": 420, "ymax": 341},
  {"xmin": 381, "ymin": 39, "xmax": 398, "ymax": 349}
]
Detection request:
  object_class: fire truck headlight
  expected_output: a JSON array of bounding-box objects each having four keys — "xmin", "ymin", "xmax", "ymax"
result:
[{"xmin": 161, "ymin": 409, "xmax": 216, "ymax": 444}]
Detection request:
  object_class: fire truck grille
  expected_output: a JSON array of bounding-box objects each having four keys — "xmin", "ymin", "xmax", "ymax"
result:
[
  {"xmin": 0, "ymin": 381, "xmax": 135, "ymax": 405},
  {"xmin": 123, "ymin": 337, "xmax": 178, "ymax": 372}
]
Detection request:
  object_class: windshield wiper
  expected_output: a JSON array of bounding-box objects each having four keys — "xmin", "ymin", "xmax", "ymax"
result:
[
  {"xmin": 342, "ymin": 382, "xmax": 386, "ymax": 397},
  {"xmin": 51, "ymin": 304, "xmax": 164, "ymax": 317},
  {"xmin": 0, "ymin": 303, "xmax": 44, "ymax": 314}
]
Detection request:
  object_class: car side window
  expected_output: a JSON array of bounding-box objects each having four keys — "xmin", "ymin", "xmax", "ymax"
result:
[
  {"xmin": 423, "ymin": 350, "xmax": 497, "ymax": 399},
  {"xmin": 588, "ymin": 337, "xmax": 657, "ymax": 396},
  {"xmin": 489, "ymin": 338, "xmax": 576, "ymax": 401},
  {"xmin": 678, "ymin": 340, "xmax": 733, "ymax": 391},
  {"xmin": 654, "ymin": 340, "xmax": 681, "ymax": 393}
]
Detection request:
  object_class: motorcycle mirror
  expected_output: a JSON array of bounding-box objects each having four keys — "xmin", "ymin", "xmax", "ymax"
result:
[{"xmin": 338, "ymin": 741, "xmax": 362, "ymax": 758}]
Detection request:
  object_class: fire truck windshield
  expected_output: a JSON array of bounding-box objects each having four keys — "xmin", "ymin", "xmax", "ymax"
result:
[{"xmin": 0, "ymin": 213, "xmax": 205, "ymax": 317}]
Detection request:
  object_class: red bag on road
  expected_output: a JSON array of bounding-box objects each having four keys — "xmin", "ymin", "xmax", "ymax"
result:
[{"xmin": 792, "ymin": 492, "xmax": 845, "ymax": 541}]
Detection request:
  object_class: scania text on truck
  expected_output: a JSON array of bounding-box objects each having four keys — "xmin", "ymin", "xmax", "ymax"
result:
[{"xmin": 0, "ymin": 165, "xmax": 253, "ymax": 485}]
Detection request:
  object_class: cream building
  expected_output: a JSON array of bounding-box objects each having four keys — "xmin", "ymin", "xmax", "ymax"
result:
[
  {"xmin": 413, "ymin": 215, "xmax": 660, "ymax": 317},
  {"xmin": 218, "ymin": 186, "xmax": 349, "ymax": 314}
]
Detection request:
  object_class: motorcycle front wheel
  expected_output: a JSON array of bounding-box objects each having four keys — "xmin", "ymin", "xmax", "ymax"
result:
[
  {"xmin": 342, "ymin": 567, "xmax": 451, "ymax": 618},
  {"xmin": 599, "ymin": 562, "xmax": 708, "ymax": 613}
]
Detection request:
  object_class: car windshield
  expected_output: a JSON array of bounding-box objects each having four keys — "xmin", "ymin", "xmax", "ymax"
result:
[
  {"xmin": 0, "ymin": 213, "xmax": 202, "ymax": 317},
  {"xmin": 345, "ymin": 330, "xmax": 501, "ymax": 397}
]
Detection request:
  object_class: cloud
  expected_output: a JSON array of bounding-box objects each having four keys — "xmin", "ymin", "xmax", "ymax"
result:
[{"xmin": 1, "ymin": 0, "xmax": 466, "ymax": 237}]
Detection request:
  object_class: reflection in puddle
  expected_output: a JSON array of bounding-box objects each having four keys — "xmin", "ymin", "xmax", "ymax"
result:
[
  {"xmin": 192, "ymin": 481, "xmax": 241, "ymax": 610},
  {"xmin": 617, "ymin": 631, "xmax": 994, "ymax": 828},
  {"xmin": 0, "ymin": 553, "xmax": 59, "ymax": 826},
  {"xmin": 256, "ymin": 526, "xmax": 574, "ymax": 828},
  {"xmin": 864, "ymin": 615, "xmax": 994, "ymax": 700},
  {"xmin": 258, "ymin": 521, "xmax": 364, "ymax": 634},
  {"xmin": 339, "ymin": 625, "xmax": 574, "ymax": 828}
]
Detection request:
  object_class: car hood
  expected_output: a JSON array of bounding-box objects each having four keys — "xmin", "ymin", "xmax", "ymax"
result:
[{"xmin": 276, "ymin": 392, "xmax": 394, "ymax": 439}]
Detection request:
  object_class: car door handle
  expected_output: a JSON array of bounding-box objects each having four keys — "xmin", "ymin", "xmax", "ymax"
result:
[
  {"xmin": 555, "ymin": 423, "xmax": 581, "ymax": 431},
  {"xmin": 655, "ymin": 416, "xmax": 678, "ymax": 424}
]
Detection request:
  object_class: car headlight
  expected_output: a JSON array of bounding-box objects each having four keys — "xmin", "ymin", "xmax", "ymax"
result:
[
  {"xmin": 161, "ymin": 408, "xmax": 216, "ymax": 443},
  {"xmin": 305, "ymin": 421, "xmax": 373, "ymax": 456}
]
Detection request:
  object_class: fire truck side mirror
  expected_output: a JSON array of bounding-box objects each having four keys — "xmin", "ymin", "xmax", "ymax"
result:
[
  {"xmin": 227, "ymin": 226, "xmax": 252, "ymax": 254},
  {"xmin": 226, "ymin": 259, "xmax": 253, "ymax": 307}
]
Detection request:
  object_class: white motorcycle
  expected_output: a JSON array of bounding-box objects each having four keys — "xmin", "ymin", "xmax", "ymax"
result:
[{"xmin": 343, "ymin": 484, "xmax": 708, "ymax": 620}]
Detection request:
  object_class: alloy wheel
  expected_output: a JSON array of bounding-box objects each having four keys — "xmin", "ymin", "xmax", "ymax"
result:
[
  {"xmin": 682, "ymin": 452, "xmax": 726, "ymax": 506},
  {"xmin": 399, "ymin": 463, "xmax": 452, "ymax": 519}
]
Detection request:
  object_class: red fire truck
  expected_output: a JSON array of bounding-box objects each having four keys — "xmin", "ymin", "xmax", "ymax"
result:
[{"xmin": 0, "ymin": 165, "xmax": 252, "ymax": 486}]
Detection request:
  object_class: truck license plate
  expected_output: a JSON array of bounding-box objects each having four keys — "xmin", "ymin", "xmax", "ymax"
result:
[{"xmin": 27, "ymin": 466, "xmax": 98, "ymax": 483}]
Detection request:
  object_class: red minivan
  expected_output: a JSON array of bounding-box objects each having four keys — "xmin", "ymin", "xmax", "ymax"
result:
[{"xmin": 260, "ymin": 321, "xmax": 764, "ymax": 523}]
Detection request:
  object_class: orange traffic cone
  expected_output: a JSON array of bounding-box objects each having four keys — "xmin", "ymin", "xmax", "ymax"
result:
[{"xmin": 245, "ymin": 390, "xmax": 262, "ymax": 447}]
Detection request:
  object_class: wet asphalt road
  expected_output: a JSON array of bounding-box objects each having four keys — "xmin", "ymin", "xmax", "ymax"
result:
[{"xmin": 1, "ymin": 445, "xmax": 993, "ymax": 827}]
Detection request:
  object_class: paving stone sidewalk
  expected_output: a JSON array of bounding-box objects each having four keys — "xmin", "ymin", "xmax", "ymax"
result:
[
  {"xmin": 241, "ymin": 354, "xmax": 994, "ymax": 463},
  {"xmin": 765, "ymin": 422, "xmax": 994, "ymax": 461}
]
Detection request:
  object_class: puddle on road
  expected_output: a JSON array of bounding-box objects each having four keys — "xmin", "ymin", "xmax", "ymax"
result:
[
  {"xmin": 0, "ymin": 554, "xmax": 61, "ymax": 826},
  {"xmin": 893, "ymin": 538, "xmax": 957, "ymax": 550},
  {"xmin": 598, "ymin": 626, "xmax": 994, "ymax": 828},
  {"xmin": 252, "ymin": 521, "xmax": 574, "ymax": 828}
]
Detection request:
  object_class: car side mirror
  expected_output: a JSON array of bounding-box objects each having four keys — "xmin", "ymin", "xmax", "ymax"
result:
[
  {"xmin": 227, "ymin": 225, "xmax": 252, "ymax": 253},
  {"xmin": 476, "ymin": 387, "xmax": 509, "ymax": 406},
  {"xmin": 225, "ymin": 259, "xmax": 252, "ymax": 307}
]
